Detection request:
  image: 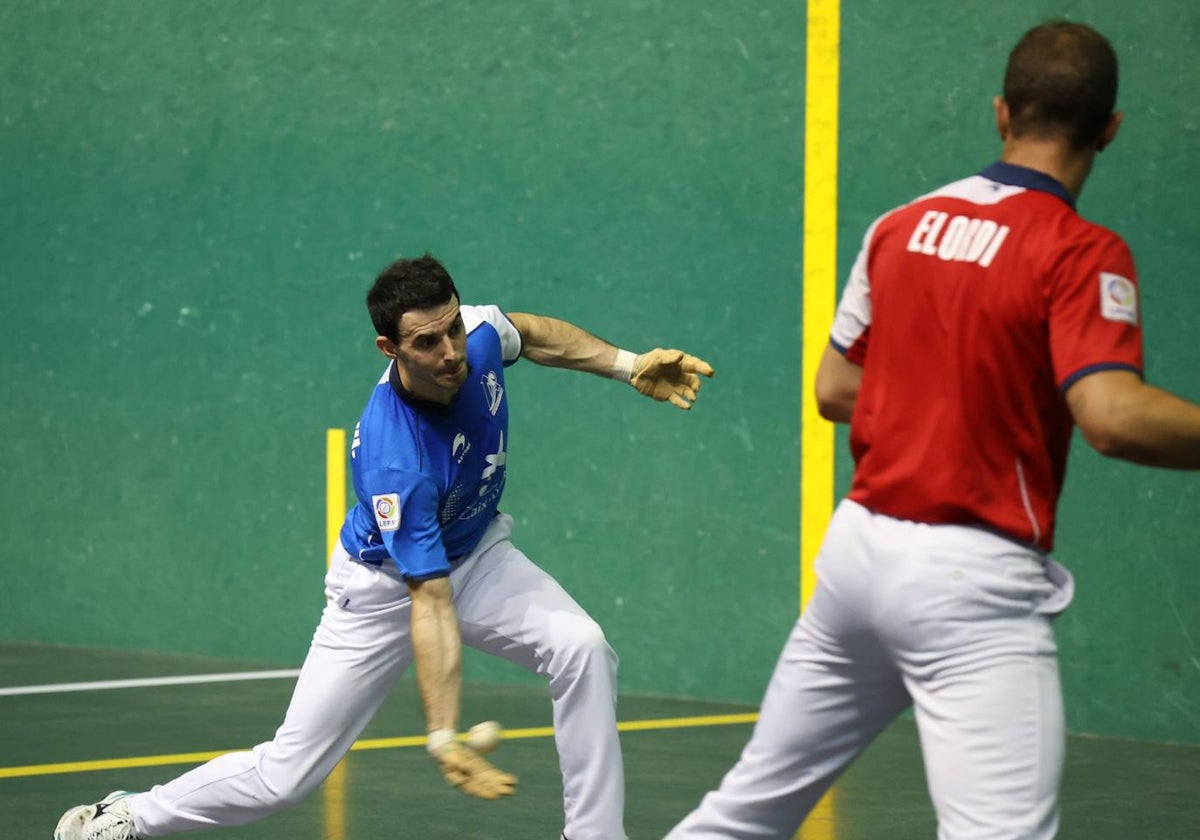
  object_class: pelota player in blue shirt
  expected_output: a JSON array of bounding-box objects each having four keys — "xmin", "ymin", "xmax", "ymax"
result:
[{"xmin": 56, "ymin": 254, "xmax": 714, "ymax": 840}]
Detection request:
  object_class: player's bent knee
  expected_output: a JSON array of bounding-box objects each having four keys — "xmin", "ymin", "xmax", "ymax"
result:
[
  {"xmin": 256, "ymin": 752, "xmax": 333, "ymax": 811},
  {"xmin": 549, "ymin": 615, "xmax": 617, "ymax": 669},
  {"xmin": 258, "ymin": 773, "xmax": 331, "ymax": 814},
  {"xmin": 270, "ymin": 788, "xmax": 310, "ymax": 812},
  {"xmin": 569, "ymin": 617, "xmax": 612, "ymax": 655}
]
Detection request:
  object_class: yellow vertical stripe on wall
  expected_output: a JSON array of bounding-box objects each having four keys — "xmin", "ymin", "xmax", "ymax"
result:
[
  {"xmin": 800, "ymin": 0, "xmax": 839, "ymax": 610},
  {"xmin": 325, "ymin": 427, "xmax": 348, "ymax": 839},
  {"xmin": 326, "ymin": 428, "xmax": 347, "ymax": 563},
  {"xmin": 798, "ymin": 1, "xmax": 840, "ymax": 839}
]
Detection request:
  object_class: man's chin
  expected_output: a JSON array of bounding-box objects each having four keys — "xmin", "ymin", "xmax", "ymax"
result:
[{"xmin": 440, "ymin": 369, "xmax": 468, "ymax": 393}]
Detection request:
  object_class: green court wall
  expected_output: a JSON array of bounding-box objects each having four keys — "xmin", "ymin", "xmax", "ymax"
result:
[{"xmin": 1, "ymin": 1, "xmax": 1196, "ymax": 747}]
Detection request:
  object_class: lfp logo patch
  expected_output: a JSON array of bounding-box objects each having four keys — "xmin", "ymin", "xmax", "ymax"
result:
[
  {"xmin": 372, "ymin": 493, "xmax": 401, "ymax": 532},
  {"xmin": 1099, "ymin": 272, "xmax": 1138, "ymax": 325}
]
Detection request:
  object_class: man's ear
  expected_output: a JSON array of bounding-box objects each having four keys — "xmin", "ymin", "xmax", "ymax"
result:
[
  {"xmin": 375, "ymin": 335, "xmax": 398, "ymax": 358},
  {"xmin": 993, "ymin": 95, "xmax": 1011, "ymax": 141},
  {"xmin": 1097, "ymin": 110, "xmax": 1123, "ymax": 152}
]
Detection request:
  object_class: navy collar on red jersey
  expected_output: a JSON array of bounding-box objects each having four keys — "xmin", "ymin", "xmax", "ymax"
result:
[{"xmin": 979, "ymin": 161, "xmax": 1074, "ymax": 208}]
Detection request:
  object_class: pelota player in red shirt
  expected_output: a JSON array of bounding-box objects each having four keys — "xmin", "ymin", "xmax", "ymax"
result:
[{"xmin": 666, "ymin": 19, "xmax": 1200, "ymax": 840}]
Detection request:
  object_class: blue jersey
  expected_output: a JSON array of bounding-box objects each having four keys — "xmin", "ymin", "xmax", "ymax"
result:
[{"xmin": 338, "ymin": 305, "xmax": 523, "ymax": 580}]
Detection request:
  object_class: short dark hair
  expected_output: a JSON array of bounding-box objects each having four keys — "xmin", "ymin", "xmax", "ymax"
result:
[
  {"xmin": 367, "ymin": 254, "xmax": 460, "ymax": 342},
  {"xmin": 1003, "ymin": 20, "xmax": 1118, "ymax": 150}
]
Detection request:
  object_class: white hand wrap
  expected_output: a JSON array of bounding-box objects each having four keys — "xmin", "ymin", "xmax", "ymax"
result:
[
  {"xmin": 427, "ymin": 728, "xmax": 457, "ymax": 755},
  {"xmin": 612, "ymin": 349, "xmax": 638, "ymax": 383}
]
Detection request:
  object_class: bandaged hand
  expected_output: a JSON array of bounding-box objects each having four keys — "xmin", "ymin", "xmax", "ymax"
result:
[
  {"xmin": 629, "ymin": 348, "xmax": 715, "ymax": 410},
  {"xmin": 429, "ymin": 739, "xmax": 518, "ymax": 800}
]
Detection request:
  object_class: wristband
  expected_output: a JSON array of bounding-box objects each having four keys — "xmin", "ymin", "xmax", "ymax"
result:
[
  {"xmin": 427, "ymin": 728, "xmax": 457, "ymax": 755},
  {"xmin": 612, "ymin": 349, "xmax": 638, "ymax": 383}
]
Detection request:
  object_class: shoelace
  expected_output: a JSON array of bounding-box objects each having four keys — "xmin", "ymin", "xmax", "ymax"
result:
[{"xmin": 84, "ymin": 811, "xmax": 135, "ymax": 840}]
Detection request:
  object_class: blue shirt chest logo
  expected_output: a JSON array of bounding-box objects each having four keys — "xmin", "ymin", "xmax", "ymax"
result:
[{"xmin": 481, "ymin": 370, "xmax": 505, "ymax": 416}]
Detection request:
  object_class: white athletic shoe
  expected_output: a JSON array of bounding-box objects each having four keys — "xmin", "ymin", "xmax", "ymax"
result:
[{"xmin": 54, "ymin": 791, "xmax": 137, "ymax": 840}]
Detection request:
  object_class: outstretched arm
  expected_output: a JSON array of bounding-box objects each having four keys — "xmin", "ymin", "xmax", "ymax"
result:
[
  {"xmin": 507, "ymin": 311, "xmax": 715, "ymax": 410},
  {"xmin": 507, "ymin": 312, "xmax": 623, "ymax": 375},
  {"xmin": 1066, "ymin": 370, "xmax": 1200, "ymax": 468}
]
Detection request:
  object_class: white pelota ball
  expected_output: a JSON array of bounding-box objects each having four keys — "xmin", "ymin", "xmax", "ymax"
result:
[{"xmin": 465, "ymin": 720, "xmax": 503, "ymax": 754}]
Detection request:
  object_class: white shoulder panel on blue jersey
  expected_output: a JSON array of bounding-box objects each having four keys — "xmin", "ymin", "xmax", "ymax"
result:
[{"xmin": 461, "ymin": 304, "xmax": 523, "ymax": 363}]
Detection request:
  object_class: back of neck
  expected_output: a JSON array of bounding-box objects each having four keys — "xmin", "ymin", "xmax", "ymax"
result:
[{"xmin": 999, "ymin": 138, "xmax": 1096, "ymax": 202}]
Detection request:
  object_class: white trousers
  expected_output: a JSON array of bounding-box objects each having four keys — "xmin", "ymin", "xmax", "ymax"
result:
[
  {"xmin": 666, "ymin": 499, "xmax": 1074, "ymax": 840},
  {"xmin": 130, "ymin": 514, "xmax": 626, "ymax": 840}
]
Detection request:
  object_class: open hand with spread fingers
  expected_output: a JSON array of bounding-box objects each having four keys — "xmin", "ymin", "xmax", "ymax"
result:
[
  {"xmin": 429, "ymin": 740, "xmax": 518, "ymax": 800},
  {"xmin": 630, "ymin": 348, "xmax": 715, "ymax": 409}
]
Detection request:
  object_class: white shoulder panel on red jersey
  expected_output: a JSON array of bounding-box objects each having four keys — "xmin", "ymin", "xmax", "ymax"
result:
[
  {"xmin": 830, "ymin": 219, "xmax": 879, "ymax": 355},
  {"xmin": 920, "ymin": 175, "xmax": 1028, "ymax": 206}
]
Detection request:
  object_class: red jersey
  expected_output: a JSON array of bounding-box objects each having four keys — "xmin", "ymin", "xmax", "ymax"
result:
[{"xmin": 831, "ymin": 162, "xmax": 1143, "ymax": 550}]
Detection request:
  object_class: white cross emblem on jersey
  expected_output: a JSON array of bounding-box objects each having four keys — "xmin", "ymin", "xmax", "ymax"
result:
[{"xmin": 481, "ymin": 431, "xmax": 507, "ymax": 482}]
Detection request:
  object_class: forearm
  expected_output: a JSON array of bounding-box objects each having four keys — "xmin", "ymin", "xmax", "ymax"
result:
[
  {"xmin": 409, "ymin": 577, "xmax": 463, "ymax": 733},
  {"xmin": 508, "ymin": 312, "xmax": 623, "ymax": 377},
  {"xmin": 507, "ymin": 310, "xmax": 714, "ymax": 409},
  {"xmin": 1069, "ymin": 373, "xmax": 1200, "ymax": 469},
  {"xmin": 1098, "ymin": 383, "xmax": 1200, "ymax": 468}
]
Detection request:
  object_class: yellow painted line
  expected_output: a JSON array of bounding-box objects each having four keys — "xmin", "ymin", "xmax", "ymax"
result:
[
  {"xmin": 0, "ymin": 751, "xmax": 242, "ymax": 779},
  {"xmin": 326, "ymin": 428, "xmax": 347, "ymax": 564},
  {"xmin": 324, "ymin": 756, "xmax": 347, "ymax": 840},
  {"xmin": 799, "ymin": 1, "xmax": 841, "ymax": 837},
  {"xmin": 800, "ymin": 0, "xmax": 841, "ymax": 611},
  {"xmin": 0, "ymin": 713, "xmax": 759, "ymax": 780},
  {"xmin": 325, "ymin": 427, "xmax": 348, "ymax": 839},
  {"xmin": 345, "ymin": 734, "xmax": 432, "ymax": 752},
  {"xmin": 616, "ymin": 713, "xmax": 759, "ymax": 732},
  {"xmin": 803, "ymin": 791, "xmax": 838, "ymax": 838}
]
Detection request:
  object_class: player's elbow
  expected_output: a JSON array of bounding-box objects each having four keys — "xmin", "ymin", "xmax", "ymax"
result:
[
  {"xmin": 1067, "ymin": 370, "xmax": 1149, "ymax": 462},
  {"xmin": 814, "ymin": 345, "xmax": 861, "ymax": 424},
  {"xmin": 1076, "ymin": 421, "xmax": 1134, "ymax": 459},
  {"xmin": 815, "ymin": 390, "xmax": 854, "ymax": 423},
  {"xmin": 1076, "ymin": 411, "xmax": 1180, "ymax": 466},
  {"xmin": 409, "ymin": 575, "xmax": 454, "ymax": 607},
  {"xmin": 814, "ymin": 372, "xmax": 858, "ymax": 423}
]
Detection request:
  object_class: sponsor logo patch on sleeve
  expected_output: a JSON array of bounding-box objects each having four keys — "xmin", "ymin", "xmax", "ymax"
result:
[
  {"xmin": 371, "ymin": 493, "xmax": 401, "ymax": 532},
  {"xmin": 1099, "ymin": 272, "xmax": 1138, "ymax": 325}
]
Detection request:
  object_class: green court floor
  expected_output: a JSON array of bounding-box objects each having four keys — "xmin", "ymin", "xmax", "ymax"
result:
[{"xmin": 2, "ymin": 643, "xmax": 1197, "ymax": 839}]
